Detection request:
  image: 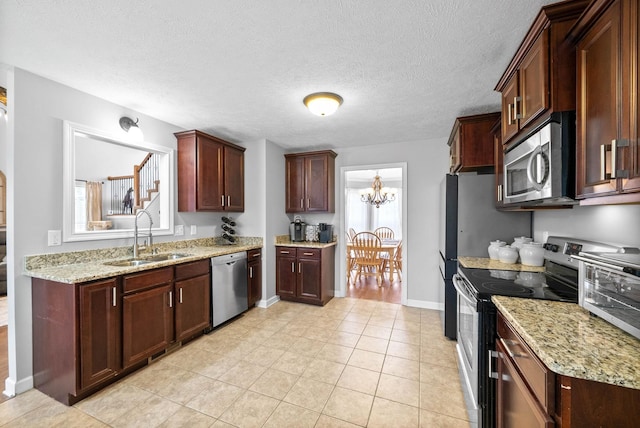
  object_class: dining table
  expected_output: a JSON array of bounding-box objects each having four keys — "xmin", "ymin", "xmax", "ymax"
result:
[{"xmin": 347, "ymin": 238, "xmax": 401, "ymax": 282}]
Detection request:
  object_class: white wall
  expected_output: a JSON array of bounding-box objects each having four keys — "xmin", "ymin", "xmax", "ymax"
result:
[
  {"xmin": 335, "ymin": 140, "xmax": 449, "ymax": 306},
  {"xmin": 533, "ymin": 204, "xmax": 640, "ymax": 247}
]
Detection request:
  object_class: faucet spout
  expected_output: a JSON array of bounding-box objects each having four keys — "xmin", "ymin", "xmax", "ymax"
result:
[{"xmin": 133, "ymin": 209, "xmax": 154, "ymax": 258}]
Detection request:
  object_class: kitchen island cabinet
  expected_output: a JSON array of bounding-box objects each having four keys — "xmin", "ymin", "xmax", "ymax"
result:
[
  {"xmin": 494, "ymin": 297, "xmax": 640, "ymax": 427},
  {"xmin": 285, "ymin": 150, "xmax": 337, "ymax": 213},
  {"xmin": 275, "ymin": 244, "xmax": 335, "ymax": 306},
  {"xmin": 176, "ymin": 129, "xmax": 245, "ymax": 212},
  {"xmin": 569, "ymin": 0, "xmax": 640, "ymax": 204},
  {"xmin": 495, "ymin": 0, "xmax": 589, "ymax": 146}
]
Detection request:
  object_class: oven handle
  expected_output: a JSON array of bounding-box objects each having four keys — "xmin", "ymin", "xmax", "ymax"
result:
[
  {"xmin": 452, "ymin": 274, "xmax": 477, "ymax": 307},
  {"xmin": 499, "ymin": 338, "xmax": 528, "ymax": 359},
  {"xmin": 571, "ymin": 255, "xmax": 626, "ymax": 273}
]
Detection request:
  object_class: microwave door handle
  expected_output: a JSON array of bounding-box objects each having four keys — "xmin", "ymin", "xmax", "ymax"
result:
[{"xmin": 526, "ymin": 146, "xmax": 546, "ymax": 191}]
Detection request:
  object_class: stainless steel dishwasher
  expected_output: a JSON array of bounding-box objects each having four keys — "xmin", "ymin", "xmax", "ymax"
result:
[{"xmin": 211, "ymin": 251, "xmax": 248, "ymax": 327}]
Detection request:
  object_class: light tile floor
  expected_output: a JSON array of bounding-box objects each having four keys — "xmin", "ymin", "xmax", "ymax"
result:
[{"xmin": 0, "ymin": 298, "xmax": 470, "ymax": 427}]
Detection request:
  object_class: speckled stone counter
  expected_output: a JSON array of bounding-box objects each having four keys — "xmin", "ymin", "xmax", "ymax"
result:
[
  {"xmin": 24, "ymin": 236, "xmax": 263, "ymax": 284},
  {"xmin": 274, "ymin": 234, "xmax": 337, "ymax": 249},
  {"xmin": 493, "ymin": 296, "xmax": 640, "ymax": 390},
  {"xmin": 459, "ymin": 256, "xmax": 545, "ymax": 272}
]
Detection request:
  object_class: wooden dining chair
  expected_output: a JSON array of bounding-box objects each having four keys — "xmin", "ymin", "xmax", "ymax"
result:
[
  {"xmin": 351, "ymin": 232, "xmax": 386, "ymax": 286},
  {"xmin": 374, "ymin": 227, "xmax": 395, "ymax": 240},
  {"xmin": 348, "ymin": 228, "xmax": 357, "ymax": 240},
  {"xmin": 382, "ymin": 240, "xmax": 402, "ymax": 281}
]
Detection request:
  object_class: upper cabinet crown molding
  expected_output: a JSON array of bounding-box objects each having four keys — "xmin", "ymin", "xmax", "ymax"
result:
[
  {"xmin": 494, "ymin": 0, "xmax": 590, "ymax": 145},
  {"xmin": 285, "ymin": 150, "xmax": 337, "ymax": 213},
  {"xmin": 175, "ymin": 130, "xmax": 245, "ymax": 212}
]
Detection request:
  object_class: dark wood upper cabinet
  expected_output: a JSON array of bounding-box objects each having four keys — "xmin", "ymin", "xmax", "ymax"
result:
[
  {"xmin": 495, "ymin": 0, "xmax": 589, "ymax": 146},
  {"xmin": 176, "ymin": 130, "xmax": 245, "ymax": 212},
  {"xmin": 448, "ymin": 112, "xmax": 501, "ymax": 173},
  {"xmin": 569, "ymin": 0, "xmax": 640, "ymax": 204},
  {"xmin": 285, "ymin": 150, "xmax": 337, "ymax": 213}
]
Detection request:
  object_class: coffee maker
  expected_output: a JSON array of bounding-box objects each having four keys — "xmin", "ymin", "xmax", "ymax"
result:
[
  {"xmin": 289, "ymin": 217, "xmax": 306, "ymax": 242},
  {"xmin": 318, "ymin": 223, "xmax": 333, "ymax": 243}
]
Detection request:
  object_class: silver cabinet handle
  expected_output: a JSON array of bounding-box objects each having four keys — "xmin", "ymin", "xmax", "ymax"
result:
[
  {"xmin": 280, "ymin": 251, "xmax": 290, "ymax": 254},
  {"xmin": 112, "ymin": 287, "xmax": 117, "ymax": 307},
  {"xmin": 249, "ymin": 266, "xmax": 253, "ymax": 278},
  {"xmin": 611, "ymin": 139, "xmax": 617, "ymax": 179},
  {"xmin": 499, "ymin": 337, "xmax": 527, "ymax": 359},
  {"xmin": 600, "ymin": 143, "xmax": 608, "ymax": 181},
  {"xmin": 227, "ymin": 195, "xmax": 231, "ymax": 206},
  {"xmin": 179, "ymin": 287, "xmax": 183, "ymax": 304},
  {"xmin": 291, "ymin": 262, "xmax": 295, "ymax": 273},
  {"xmin": 513, "ymin": 96, "xmax": 521, "ymax": 119},
  {"xmin": 488, "ymin": 350, "xmax": 498, "ymax": 379},
  {"xmin": 221, "ymin": 195, "xmax": 225, "ymax": 206},
  {"xmin": 300, "ymin": 199, "xmax": 304, "ymax": 209},
  {"xmin": 298, "ymin": 262, "xmax": 302, "ymax": 273},
  {"xmin": 303, "ymin": 252, "xmax": 314, "ymax": 256},
  {"xmin": 497, "ymin": 184, "xmax": 503, "ymax": 202},
  {"xmin": 169, "ymin": 291, "xmax": 173, "ymax": 308},
  {"xmin": 507, "ymin": 103, "xmax": 513, "ymax": 126},
  {"xmin": 307, "ymin": 198, "xmax": 310, "ymax": 209}
]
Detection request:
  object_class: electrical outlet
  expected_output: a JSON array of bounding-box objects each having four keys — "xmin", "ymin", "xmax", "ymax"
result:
[
  {"xmin": 190, "ymin": 225, "xmax": 197, "ymax": 235},
  {"xmin": 175, "ymin": 225, "xmax": 184, "ymax": 236},
  {"xmin": 48, "ymin": 230, "xmax": 62, "ymax": 246}
]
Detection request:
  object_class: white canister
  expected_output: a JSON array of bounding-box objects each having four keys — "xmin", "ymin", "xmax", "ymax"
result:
[
  {"xmin": 488, "ymin": 240, "xmax": 506, "ymax": 260},
  {"xmin": 511, "ymin": 236, "xmax": 533, "ymax": 251},
  {"xmin": 519, "ymin": 242, "xmax": 545, "ymax": 266},
  {"xmin": 498, "ymin": 245, "xmax": 519, "ymax": 264}
]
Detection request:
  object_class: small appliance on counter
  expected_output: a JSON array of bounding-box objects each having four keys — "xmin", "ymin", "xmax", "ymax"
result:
[
  {"xmin": 289, "ymin": 216, "xmax": 306, "ymax": 242},
  {"xmin": 221, "ymin": 216, "xmax": 237, "ymax": 244},
  {"xmin": 318, "ymin": 223, "xmax": 333, "ymax": 243}
]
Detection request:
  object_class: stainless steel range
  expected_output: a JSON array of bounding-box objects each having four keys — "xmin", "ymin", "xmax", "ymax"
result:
[{"xmin": 452, "ymin": 236, "xmax": 606, "ymax": 428}]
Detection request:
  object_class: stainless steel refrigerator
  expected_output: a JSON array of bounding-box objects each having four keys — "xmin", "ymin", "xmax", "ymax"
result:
[{"xmin": 439, "ymin": 173, "xmax": 531, "ymax": 339}]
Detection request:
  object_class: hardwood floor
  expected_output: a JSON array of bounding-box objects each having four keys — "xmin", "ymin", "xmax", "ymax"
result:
[
  {"xmin": 0, "ymin": 325, "xmax": 9, "ymax": 404},
  {"xmin": 346, "ymin": 272, "xmax": 402, "ymax": 304}
]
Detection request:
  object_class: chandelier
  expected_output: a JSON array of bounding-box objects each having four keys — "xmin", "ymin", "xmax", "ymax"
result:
[{"xmin": 360, "ymin": 175, "xmax": 396, "ymax": 208}]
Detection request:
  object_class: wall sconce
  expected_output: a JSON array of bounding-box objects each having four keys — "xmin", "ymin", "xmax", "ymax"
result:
[
  {"xmin": 119, "ymin": 116, "xmax": 144, "ymax": 141},
  {"xmin": 303, "ymin": 92, "xmax": 343, "ymax": 116}
]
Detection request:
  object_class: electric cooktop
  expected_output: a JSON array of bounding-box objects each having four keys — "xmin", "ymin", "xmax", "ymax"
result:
[{"xmin": 458, "ymin": 265, "xmax": 578, "ymax": 303}]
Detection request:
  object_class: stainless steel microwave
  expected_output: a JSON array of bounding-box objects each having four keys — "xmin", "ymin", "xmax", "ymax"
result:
[{"xmin": 503, "ymin": 111, "xmax": 576, "ymax": 205}]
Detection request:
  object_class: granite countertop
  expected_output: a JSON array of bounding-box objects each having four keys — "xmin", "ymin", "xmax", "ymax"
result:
[
  {"xmin": 23, "ymin": 237, "xmax": 263, "ymax": 284},
  {"xmin": 458, "ymin": 256, "xmax": 545, "ymax": 272},
  {"xmin": 274, "ymin": 235, "xmax": 338, "ymax": 249},
  {"xmin": 493, "ymin": 296, "xmax": 640, "ymax": 390}
]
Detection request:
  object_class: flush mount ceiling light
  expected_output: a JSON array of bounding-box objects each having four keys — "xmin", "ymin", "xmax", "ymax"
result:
[
  {"xmin": 303, "ymin": 92, "xmax": 343, "ymax": 116},
  {"xmin": 119, "ymin": 116, "xmax": 144, "ymax": 141}
]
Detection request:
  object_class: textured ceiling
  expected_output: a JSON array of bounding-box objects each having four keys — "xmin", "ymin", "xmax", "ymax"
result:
[{"xmin": 0, "ymin": 0, "xmax": 559, "ymax": 150}]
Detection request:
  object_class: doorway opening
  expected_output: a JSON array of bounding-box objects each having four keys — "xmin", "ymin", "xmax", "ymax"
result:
[{"xmin": 340, "ymin": 164, "xmax": 407, "ymax": 305}]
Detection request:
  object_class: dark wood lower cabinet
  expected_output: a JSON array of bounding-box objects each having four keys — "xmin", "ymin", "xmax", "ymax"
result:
[
  {"xmin": 31, "ymin": 259, "xmax": 213, "ymax": 405},
  {"xmin": 497, "ymin": 311, "xmax": 640, "ymax": 427},
  {"xmin": 276, "ymin": 245, "xmax": 335, "ymax": 305},
  {"xmin": 247, "ymin": 249, "xmax": 262, "ymax": 307}
]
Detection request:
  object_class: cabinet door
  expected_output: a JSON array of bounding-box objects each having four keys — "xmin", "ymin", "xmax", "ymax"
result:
[
  {"xmin": 519, "ymin": 30, "xmax": 549, "ymax": 129},
  {"xmin": 285, "ymin": 156, "xmax": 306, "ymax": 212},
  {"xmin": 175, "ymin": 274, "xmax": 211, "ymax": 342},
  {"xmin": 623, "ymin": 0, "xmax": 640, "ymax": 194},
  {"xmin": 298, "ymin": 253, "xmax": 321, "ymax": 300},
  {"xmin": 197, "ymin": 136, "xmax": 225, "ymax": 210},
  {"xmin": 501, "ymin": 73, "xmax": 520, "ymax": 143},
  {"xmin": 248, "ymin": 249, "xmax": 262, "ymax": 307},
  {"xmin": 305, "ymin": 154, "xmax": 330, "ymax": 212},
  {"xmin": 276, "ymin": 249, "xmax": 297, "ymax": 298},
  {"xmin": 79, "ymin": 279, "xmax": 121, "ymax": 390},
  {"xmin": 224, "ymin": 145, "xmax": 245, "ymax": 211},
  {"xmin": 497, "ymin": 340, "xmax": 554, "ymax": 428},
  {"xmin": 122, "ymin": 283, "xmax": 174, "ymax": 368},
  {"xmin": 576, "ymin": 2, "xmax": 620, "ymax": 198}
]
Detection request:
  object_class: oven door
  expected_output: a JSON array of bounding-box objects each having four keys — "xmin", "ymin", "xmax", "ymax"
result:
[{"xmin": 453, "ymin": 273, "xmax": 480, "ymax": 423}]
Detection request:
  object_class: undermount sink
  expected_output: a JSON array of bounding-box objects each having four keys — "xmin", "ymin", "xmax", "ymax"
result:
[{"xmin": 104, "ymin": 253, "xmax": 192, "ymax": 267}]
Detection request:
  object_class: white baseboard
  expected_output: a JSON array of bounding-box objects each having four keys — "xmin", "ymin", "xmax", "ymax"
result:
[
  {"xmin": 257, "ymin": 295, "xmax": 280, "ymax": 308},
  {"xmin": 406, "ymin": 299, "xmax": 443, "ymax": 311},
  {"xmin": 4, "ymin": 375, "xmax": 33, "ymax": 398}
]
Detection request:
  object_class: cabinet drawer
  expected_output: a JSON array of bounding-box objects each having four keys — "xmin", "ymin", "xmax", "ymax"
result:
[
  {"xmin": 123, "ymin": 267, "xmax": 173, "ymax": 294},
  {"xmin": 298, "ymin": 248, "xmax": 320, "ymax": 259},
  {"xmin": 247, "ymin": 249, "xmax": 262, "ymax": 260},
  {"xmin": 497, "ymin": 313, "xmax": 553, "ymax": 413},
  {"xmin": 175, "ymin": 259, "xmax": 210, "ymax": 281},
  {"xmin": 277, "ymin": 247, "xmax": 296, "ymax": 257}
]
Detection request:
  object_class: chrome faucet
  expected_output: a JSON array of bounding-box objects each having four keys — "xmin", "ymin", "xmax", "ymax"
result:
[{"xmin": 133, "ymin": 209, "xmax": 153, "ymax": 258}]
